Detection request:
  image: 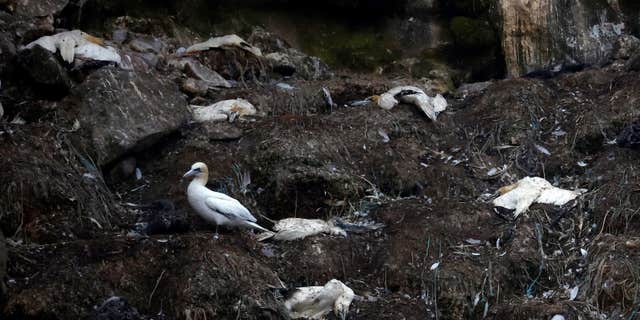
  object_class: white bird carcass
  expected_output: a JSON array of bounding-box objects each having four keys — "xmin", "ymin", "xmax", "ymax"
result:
[
  {"xmin": 185, "ymin": 34, "xmax": 262, "ymax": 57},
  {"xmin": 24, "ymin": 30, "xmax": 121, "ymax": 64},
  {"xmin": 258, "ymin": 218, "xmax": 346, "ymax": 241},
  {"xmin": 183, "ymin": 162, "xmax": 270, "ymax": 234},
  {"xmin": 190, "ymin": 98, "xmax": 257, "ymax": 123},
  {"xmin": 370, "ymin": 85, "xmax": 447, "ymax": 121},
  {"xmin": 493, "ymin": 177, "xmax": 587, "ymax": 218},
  {"xmin": 284, "ymin": 279, "xmax": 354, "ymax": 320}
]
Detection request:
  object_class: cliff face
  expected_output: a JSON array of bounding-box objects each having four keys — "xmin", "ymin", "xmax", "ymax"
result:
[{"xmin": 499, "ymin": 0, "xmax": 631, "ymax": 76}]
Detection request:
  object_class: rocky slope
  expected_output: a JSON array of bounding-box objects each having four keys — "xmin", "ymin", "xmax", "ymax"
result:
[{"xmin": 1, "ymin": 1, "xmax": 640, "ymax": 320}]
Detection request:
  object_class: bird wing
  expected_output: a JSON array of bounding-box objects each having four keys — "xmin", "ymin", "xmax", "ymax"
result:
[
  {"xmin": 204, "ymin": 197, "xmax": 257, "ymax": 222},
  {"xmin": 493, "ymin": 184, "xmax": 542, "ymax": 217},
  {"xmin": 399, "ymin": 93, "xmax": 437, "ymax": 121},
  {"xmin": 537, "ymin": 187, "xmax": 584, "ymax": 206}
]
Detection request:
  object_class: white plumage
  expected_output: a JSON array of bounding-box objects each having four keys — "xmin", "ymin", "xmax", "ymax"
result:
[
  {"xmin": 190, "ymin": 98, "xmax": 257, "ymax": 123},
  {"xmin": 493, "ymin": 176, "xmax": 586, "ymax": 217},
  {"xmin": 24, "ymin": 30, "xmax": 120, "ymax": 64},
  {"xmin": 183, "ymin": 162, "xmax": 269, "ymax": 232},
  {"xmin": 186, "ymin": 34, "xmax": 262, "ymax": 57},
  {"xmin": 371, "ymin": 85, "xmax": 447, "ymax": 121},
  {"xmin": 258, "ymin": 218, "xmax": 346, "ymax": 241},
  {"xmin": 284, "ymin": 279, "xmax": 354, "ymax": 320}
]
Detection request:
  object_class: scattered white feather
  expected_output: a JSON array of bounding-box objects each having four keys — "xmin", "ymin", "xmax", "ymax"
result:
[
  {"xmin": 551, "ymin": 315, "xmax": 566, "ymax": 320},
  {"xmin": 190, "ymin": 98, "xmax": 256, "ymax": 123},
  {"xmin": 258, "ymin": 218, "xmax": 346, "ymax": 241},
  {"xmin": 493, "ymin": 177, "xmax": 586, "ymax": 218},
  {"xmin": 186, "ymin": 34, "xmax": 262, "ymax": 56},
  {"xmin": 430, "ymin": 262, "xmax": 440, "ymax": 270},
  {"xmin": 569, "ymin": 285, "xmax": 579, "ymax": 301},
  {"xmin": 284, "ymin": 279, "xmax": 354, "ymax": 320}
]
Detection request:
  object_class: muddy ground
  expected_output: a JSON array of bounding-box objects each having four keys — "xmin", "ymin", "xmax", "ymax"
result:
[{"xmin": 2, "ymin": 5, "xmax": 640, "ymax": 320}]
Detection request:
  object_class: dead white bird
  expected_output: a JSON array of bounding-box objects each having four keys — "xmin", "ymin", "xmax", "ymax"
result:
[
  {"xmin": 258, "ymin": 218, "xmax": 346, "ymax": 241},
  {"xmin": 24, "ymin": 30, "xmax": 120, "ymax": 64},
  {"xmin": 185, "ymin": 34, "xmax": 262, "ymax": 57},
  {"xmin": 370, "ymin": 85, "xmax": 447, "ymax": 121},
  {"xmin": 284, "ymin": 279, "xmax": 354, "ymax": 320},
  {"xmin": 183, "ymin": 162, "xmax": 270, "ymax": 235},
  {"xmin": 190, "ymin": 98, "xmax": 257, "ymax": 123},
  {"xmin": 493, "ymin": 176, "xmax": 586, "ymax": 218}
]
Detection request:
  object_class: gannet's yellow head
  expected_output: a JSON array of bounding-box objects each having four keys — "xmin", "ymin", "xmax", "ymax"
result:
[
  {"xmin": 183, "ymin": 162, "xmax": 209, "ymax": 179},
  {"xmin": 81, "ymin": 32, "xmax": 104, "ymax": 45},
  {"xmin": 498, "ymin": 183, "xmax": 517, "ymax": 195},
  {"xmin": 368, "ymin": 95, "xmax": 381, "ymax": 105}
]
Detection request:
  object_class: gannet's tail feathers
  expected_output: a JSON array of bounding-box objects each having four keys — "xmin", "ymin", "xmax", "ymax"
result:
[{"xmin": 245, "ymin": 221, "xmax": 271, "ymax": 233}]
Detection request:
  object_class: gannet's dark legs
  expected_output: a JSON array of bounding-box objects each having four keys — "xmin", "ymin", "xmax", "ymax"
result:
[{"xmin": 213, "ymin": 224, "xmax": 220, "ymax": 240}]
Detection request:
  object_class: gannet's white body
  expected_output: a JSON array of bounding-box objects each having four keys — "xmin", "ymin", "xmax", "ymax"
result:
[
  {"xmin": 183, "ymin": 162, "xmax": 269, "ymax": 232},
  {"xmin": 284, "ymin": 279, "xmax": 354, "ymax": 320},
  {"xmin": 24, "ymin": 30, "xmax": 120, "ymax": 64},
  {"xmin": 258, "ymin": 218, "xmax": 346, "ymax": 241},
  {"xmin": 190, "ymin": 98, "xmax": 257, "ymax": 123},
  {"xmin": 371, "ymin": 85, "xmax": 447, "ymax": 121},
  {"xmin": 493, "ymin": 176, "xmax": 586, "ymax": 217},
  {"xmin": 186, "ymin": 34, "xmax": 262, "ymax": 56}
]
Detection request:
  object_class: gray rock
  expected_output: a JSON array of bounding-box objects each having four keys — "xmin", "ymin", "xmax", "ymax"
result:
[
  {"xmin": 615, "ymin": 34, "xmax": 640, "ymax": 60},
  {"xmin": 112, "ymin": 29, "xmax": 128, "ymax": 43},
  {"xmin": 68, "ymin": 67, "xmax": 188, "ymax": 165},
  {"xmin": 181, "ymin": 78, "xmax": 209, "ymax": 96},
  {"xmin": 19, "ymin": 44, "xmax": 73, "ymax": 90},
  {"xmin": 14, "ymin": 0, "xmax": 68, "ymax": 17},
  {"xmin": 625, "ymin": 51, "xmax": 640, "ymax": 72},
  {"xmin": 183, "ymin": 59, "xmax": 231, "ymax": 88},
  {"xmin": 266, "ymin": 49, "xmax": 332, "ymax": 80},
  {"xmin": 129, "ymin": 37, "xmax": 163, "ymax": 53}
]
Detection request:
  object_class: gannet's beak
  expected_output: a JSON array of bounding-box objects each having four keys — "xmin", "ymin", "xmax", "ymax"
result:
[
  {"xmin": 340, "ymin": 309, "xmax": 348, "ymax": 320},
  {"xmin": 183, "ymin": 169, "xmax": 197, "ymax": 178}
]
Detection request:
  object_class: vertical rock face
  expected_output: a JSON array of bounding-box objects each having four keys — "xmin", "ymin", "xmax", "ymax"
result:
[{"xmin": 500, "ymin": 0, "xmax": 626, "ymax": 76}]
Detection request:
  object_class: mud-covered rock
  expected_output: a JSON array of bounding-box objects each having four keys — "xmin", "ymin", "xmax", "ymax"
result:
[
  {"xmin": 18, "ymin": 44, "xmax": 73, "ymax": 93},
  {"xmin": 66, "ymin": 67, "xmax": 188, "ymax": 166},
  {"xmin": 4, "ymin": 236, "xmax": 284, "ymax": 319},
  {"xmin": 183, "ymin": 58, "xmax": 231, "ymax": 88},
  {"xmin": 181, "ymin": 78, "xmax": 209, "ymax": 96},
  {"xmin": 0, "ymin": 124, "xmax": 122, "ymax": 242}
]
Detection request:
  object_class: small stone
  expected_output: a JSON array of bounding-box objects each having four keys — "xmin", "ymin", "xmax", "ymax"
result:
[
  {"xmin": 183, "ymin": 59, "xmax": 231, "ymax": 88},
  {"xmin": 181, "ymin": 78, "xmax": 209, "ymax": 96},
  {"xmin": 129, "ymin": 37, "xmax": 162, "ymax": 53},
  {"xmin": 112, "ymin": 29, "xmax": 128, "ymax": 43}
]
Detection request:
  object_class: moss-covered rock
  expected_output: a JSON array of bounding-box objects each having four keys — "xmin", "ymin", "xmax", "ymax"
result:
[{"xmin": 450, "ymin": 16, "xmax": 496, "ymax": 49}]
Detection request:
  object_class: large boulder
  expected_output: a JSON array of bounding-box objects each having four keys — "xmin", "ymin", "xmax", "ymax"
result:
[
  {"xmin": 65, "ymin": 67, "xmax": 188, "ymax": 166},
  {"xmin": 499, "ymin": 0, "xmax": 626, "ymax": 76}
]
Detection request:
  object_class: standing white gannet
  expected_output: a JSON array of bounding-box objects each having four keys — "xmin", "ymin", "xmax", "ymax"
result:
[
  {"xmin": 183, "ymin": 162, "xmax": 270, "ymax": 235},
  {"xmin": 493, "ymin": 176, "xmax": 586, "ymax": 218},
  {"xmin": 369, "ymin": 85, "xmax": 447, "ymax": 121},
  {"xmin": 284, "ymin": 279, "xmax": 354, "ymax": 320}
]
